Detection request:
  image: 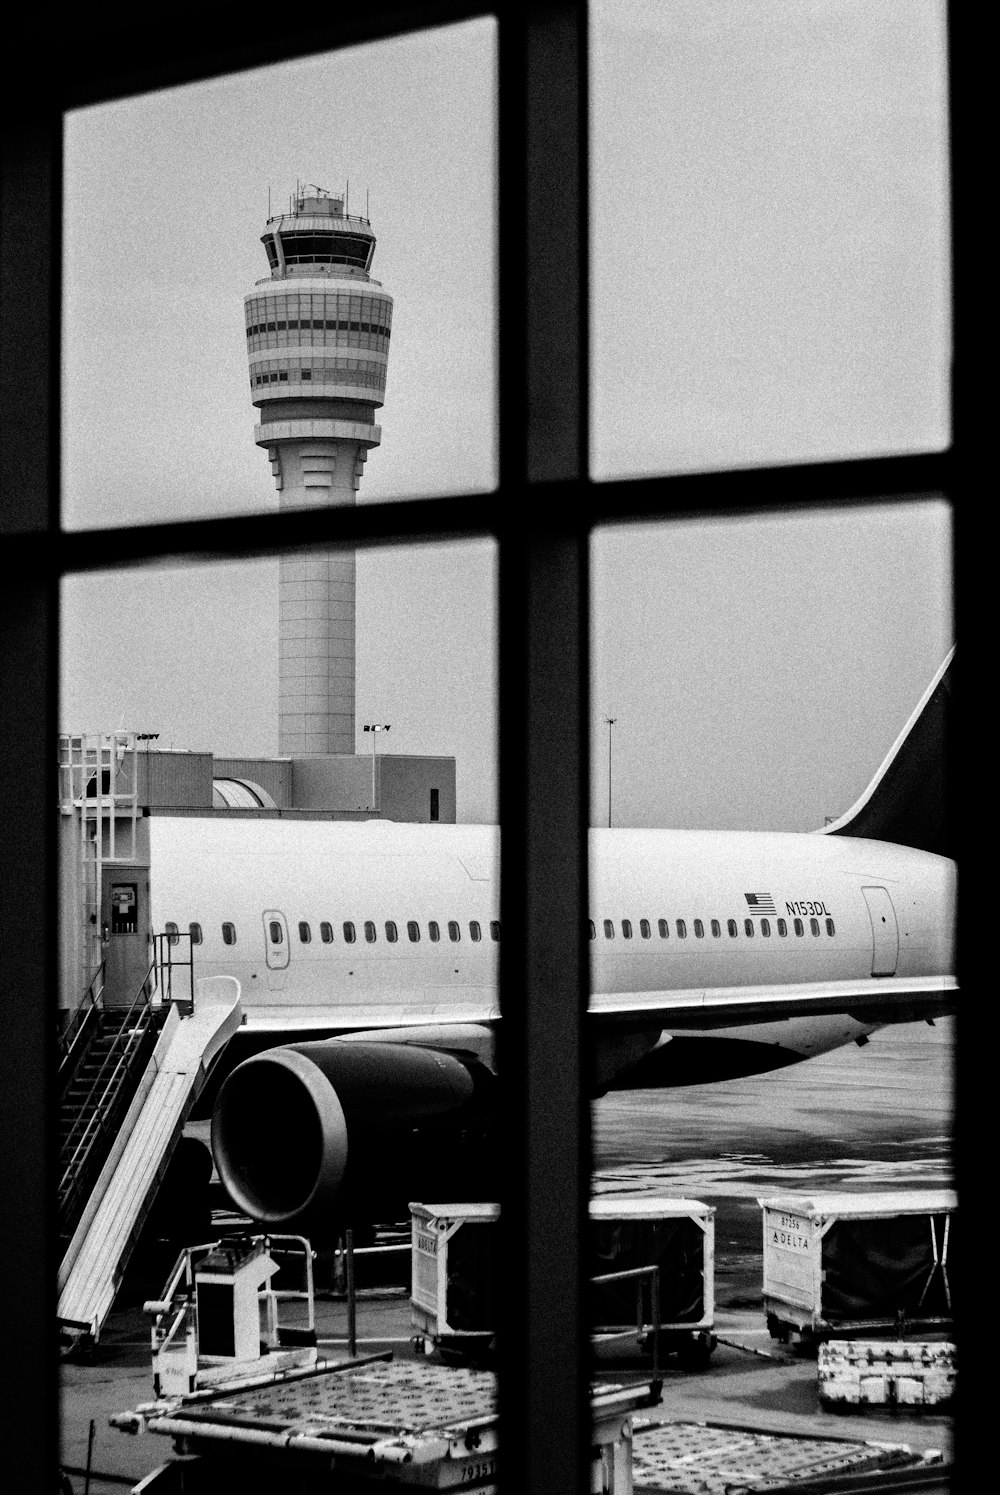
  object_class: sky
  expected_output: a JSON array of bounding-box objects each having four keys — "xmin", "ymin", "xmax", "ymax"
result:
[{"xmin": 60, "ymin": 2, "xmax": 952, "ymax": 830}]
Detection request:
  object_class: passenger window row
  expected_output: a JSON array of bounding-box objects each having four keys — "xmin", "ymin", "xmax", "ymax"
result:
[
  {"xmin": 589, "ymin": 915, "xmax": 835, "ymax": 940},
  {"xmin": 165, "ymin": 919, "xmax": 502, "ymax": 947}
]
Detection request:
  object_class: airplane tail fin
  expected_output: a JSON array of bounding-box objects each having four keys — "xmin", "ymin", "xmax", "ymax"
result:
[{"xmin": 821, "ymin": 648, "xmax": 953, "ymax": 858}]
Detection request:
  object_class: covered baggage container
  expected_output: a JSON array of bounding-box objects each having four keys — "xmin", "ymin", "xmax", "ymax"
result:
[
  {"xmin": 759, "ymin": 1189, "xmax": 956, "ymax": 1343},
  {"xmin": 590, "ymin": 1196, "xmax": 716, "ymax": 1367},
  {"xmin": 410, "ymin": 1201, "xmax": 500, "ymax": 1358},
  {"xmin": 410, "ymin": 1196, "xmax": 715, "ymax": 1365}
]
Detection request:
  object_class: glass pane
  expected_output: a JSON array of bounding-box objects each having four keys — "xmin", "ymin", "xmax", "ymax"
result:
[
  {"xmin": 591, "ymin": 0, "xmax": 950, "ymax": 479},
  {"xmin": 590, "ymin": 502, "xmax": 954, "ymax": 1382},
  {"xmin": 62, "ymin": 21, "xmax": 497, "ymax": 530},
  {"xmin": 58, "ymin": 537, "xmax": 497, "ymax": 1430}
]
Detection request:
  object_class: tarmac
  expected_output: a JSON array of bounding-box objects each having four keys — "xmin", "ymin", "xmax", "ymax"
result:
[{"xmin": 60, "ymin": 1018, "xmax": 955, "ymax": 1492}]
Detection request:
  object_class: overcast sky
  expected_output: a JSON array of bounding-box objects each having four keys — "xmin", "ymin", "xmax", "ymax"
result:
[{"xmin": 60, "ymin": 2, "xmax": 951, "ymax": 830}]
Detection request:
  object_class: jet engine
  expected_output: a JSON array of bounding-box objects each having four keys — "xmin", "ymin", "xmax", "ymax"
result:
[{"xmin": 211, "ymin": 1039, "xmax": 480, "ymax": 1227}]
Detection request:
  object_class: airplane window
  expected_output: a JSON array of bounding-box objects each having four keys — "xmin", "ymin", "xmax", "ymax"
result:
[
  {"xmin": 777, "ymin": 919, "xmax": 787, "ymax": 937},
  {"xmin": 603, "ymin": 919, "xmax": 614, "ymax": 938},
  {"xmin": 744, "ymin": 919, "xmax": 754, "ymax": 937},
  {"xmin": 386, "ymin": 921, "xmax": 398, "ymax": 942},
  {"xmin": 407, "ymin": 920, "xmax": 420, "ymax": 942},
  {"xmin": 760, "ymin": 919, "xmax": 770, "ymax": 937},
  {"xmin": 710, "ymin": 919, "xmax": 721, "ymax": 937},
  {"xmin": 470, "ymin": 921, "xmax": 482, "ymax": 941},
  {"xmin": 189, "ymin": 922, "xmax": 202, "ymax": 945},
  {"xmin": 429, "ymin": 921, "xmax": 441, "ymax": 942},
  {"xmin": 826, "ymin": 918, "xmax": 835, "ymax": 936},
  {"xmin": 639, "ymin": 919, "xmax": 651, "ymax": 938},
  {"xmin": 269, "ymin": 921, "xmax": 283, "ymax": 944},
  {"xmin": 693, "ymin": 919, "xmax": 704, "ymax": 938},
  {"xmin": 490, "ymin": 921, "xmax": 501, "ymax": 941},
  {"xmin": 165, "ymin": 921, "xmax": 179, "ymax": 947},
  {"xmin": 810, "ymin": 917, "xmax": 821, "ymax": 936},
  {"xmin": 320, "ymin": 922, "xmax": 333, "ymax": 943},
  {"xmin": 727, "ymin": 920, "xmax": 738, "ymax": 937},
  {"xmin": 299, "ymin": 921, "xmax": 311, "ymax": 943},
  {"xmin": 588, "ymin": 920, "xmax": 596, "ymax": 940},
  {"xmin": 794, "ymin": 918, "xmax": 804, "ymax": 936},
  {"xmin": 343, "ymin": 921, "xmax": 356, "ymax": 943},
  {"xmin": 448, "ymin": 920, "xmax": 461, "ymax": 942},
  {"xmin": 222, "ymin": 922, "xmax": 236, "ymax": 946},
  {"xmin": 676, "ymin": 919, "xmax": 687, "ymax": 938},
  {"xmin": 621, "ymin": 919, "xmax": 632, "ymax": 939},
  {"xmin": 657, "ymin": 919, "xmax": 668, "ymax": 938},
  {"xmin": 364, "ymin": 921, "xmax": 377, "ymax": 943}
]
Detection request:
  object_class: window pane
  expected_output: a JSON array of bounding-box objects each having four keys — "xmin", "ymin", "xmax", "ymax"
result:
[
  {"xmin": 591, "ymin": 0, "xmax": 950, "ymax": 478},
  {"xmin": 62, "ymin": 20, "xmax": 497, "ymax": 530}
]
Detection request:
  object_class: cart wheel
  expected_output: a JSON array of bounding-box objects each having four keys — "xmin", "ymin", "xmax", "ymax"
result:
[{"xmin": 766, "ymin": 1314, "xmax": 790, "ymax": 1344}]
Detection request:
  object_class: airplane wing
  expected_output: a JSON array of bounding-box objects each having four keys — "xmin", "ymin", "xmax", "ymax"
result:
[
  {"xmin": 328, "ymin": 974, "xmax": 956, "ymax": 1066},
  {"xmin": 589, "ymin": 974, "xmax": 956, "ymax": 1030}
]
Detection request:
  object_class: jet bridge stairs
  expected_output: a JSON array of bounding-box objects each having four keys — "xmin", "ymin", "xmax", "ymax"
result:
[{"xmin": 57, "ymin": 941, "xmax": 242, "ymax": 1349}]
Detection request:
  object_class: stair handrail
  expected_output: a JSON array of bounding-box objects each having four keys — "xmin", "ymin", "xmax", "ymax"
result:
[
  {"xmin": 58, "ymin": 969, "xmax": 162, "ymax": 1210},
  {"xmin": 58, "ymin": 961, "xmax": 107, "ymax": 1077}
]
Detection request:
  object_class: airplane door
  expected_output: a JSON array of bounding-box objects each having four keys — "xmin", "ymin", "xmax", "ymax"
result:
[
  {"xmin": 101, "ymin": 863, "xmax": 151, "ymax": 1006},
  {"xmin": 263, "ymin": 909, "xmax": 290, "ymax": 979},
  {"xmin": 862, "ymin": 886, "xmax": 898, "ymax": 976}
]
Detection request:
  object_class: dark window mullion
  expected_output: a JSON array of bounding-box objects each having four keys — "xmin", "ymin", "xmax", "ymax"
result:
[{"xmin": 497, "ymin": 6, "xmax": 590, "ymax": 1494}]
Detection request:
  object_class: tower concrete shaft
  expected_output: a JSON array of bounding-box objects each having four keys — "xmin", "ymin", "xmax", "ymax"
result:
[{"xmin": 246, "ymin": 185, "xmax": 393, "ymax": 756}]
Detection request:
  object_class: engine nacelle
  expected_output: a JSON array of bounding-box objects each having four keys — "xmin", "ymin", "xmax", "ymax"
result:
[{"xmin": 211, "ymin": 1040, "xmax": 476, "ymax": 1226}]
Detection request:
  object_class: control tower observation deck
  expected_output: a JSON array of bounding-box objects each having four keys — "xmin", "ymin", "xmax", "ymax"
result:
[{"xmin": 246, "ymin": 186, "xmax": 393, "ymax": 756}]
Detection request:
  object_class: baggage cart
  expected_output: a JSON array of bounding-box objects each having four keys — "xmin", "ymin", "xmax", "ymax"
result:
[
  {"xmin": 759, "ymin": 1189, "xmax": 956, "ymax": 1343},
  {"xmin": 410, "ymin": 1197, "xmax": 716, "ymax": 1366}
]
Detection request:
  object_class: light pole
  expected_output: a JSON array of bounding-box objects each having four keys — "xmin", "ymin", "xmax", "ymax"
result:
[
  {"xmin": 362, "ymin": 724, "xmax": 390, "ymax": 811},
  {"xmin": 605, "ymin": 718, "xmax": 617, "ymax": 828}
]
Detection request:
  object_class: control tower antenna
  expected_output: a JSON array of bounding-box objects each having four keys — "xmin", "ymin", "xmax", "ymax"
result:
[{"xmin": 245, "ymin": 179, "xmax": 392, "ymax": 757}]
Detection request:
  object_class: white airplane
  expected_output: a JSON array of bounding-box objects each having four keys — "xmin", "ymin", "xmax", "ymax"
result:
[{"xmin": 149, "ymin": 651, "xmax": 954, "ymax": 1227}]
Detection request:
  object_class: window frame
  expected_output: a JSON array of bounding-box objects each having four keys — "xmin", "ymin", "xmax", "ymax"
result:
[{"xmin": 0, "ymin": 7, "xmax": 968, "ymax": 1495}]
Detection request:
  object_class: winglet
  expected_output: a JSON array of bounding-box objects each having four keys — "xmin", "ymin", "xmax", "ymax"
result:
[{"xmin": 821, "ymin": 648, "xmax": 953, "ymax": 857}]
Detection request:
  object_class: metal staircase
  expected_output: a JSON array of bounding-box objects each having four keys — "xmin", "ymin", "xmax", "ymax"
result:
[
  {"xmin": 58, "ymin": 973, "xmax": 166, "ymax": 1249},
  {"xmin": 58, "ymin": 975, "xmax": 243, "ymax": 1347}
]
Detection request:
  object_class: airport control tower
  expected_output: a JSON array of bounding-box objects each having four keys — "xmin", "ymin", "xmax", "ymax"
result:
[{"xmin": 246, "ymin": 184, "xmax": 393, "ymax": 755}]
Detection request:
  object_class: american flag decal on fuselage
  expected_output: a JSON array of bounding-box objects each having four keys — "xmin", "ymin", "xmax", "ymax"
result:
[{"xmin": 744, "ymin": 892, "xmax": 776, "ymax": 915}]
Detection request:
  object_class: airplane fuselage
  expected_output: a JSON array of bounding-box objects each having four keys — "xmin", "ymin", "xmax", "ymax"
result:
[{"xmin": 148, "ymin": 816, "xmax": 954, "ymax": 1083}]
